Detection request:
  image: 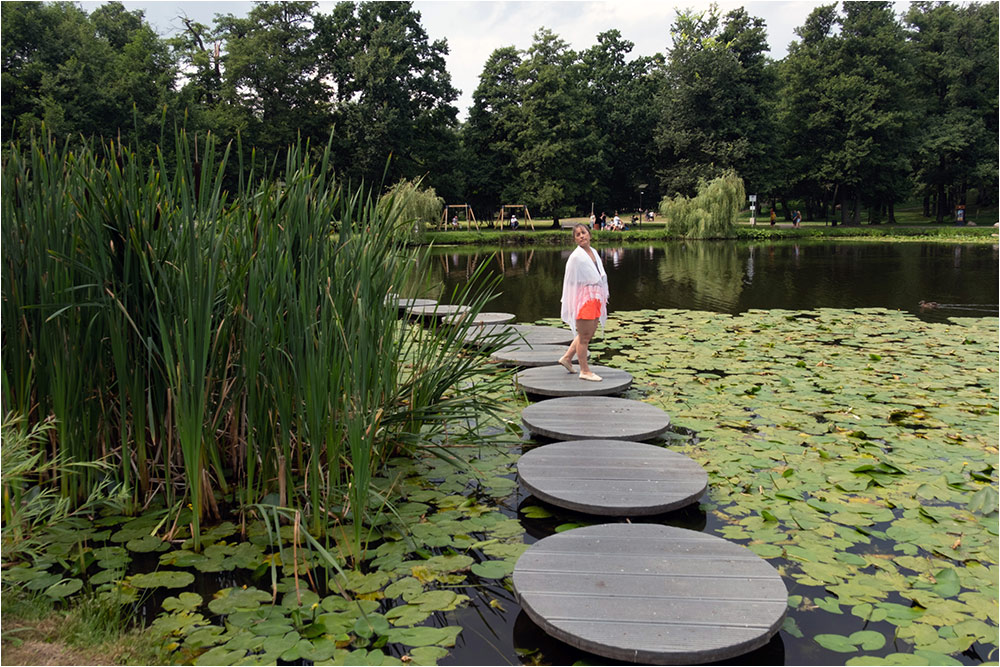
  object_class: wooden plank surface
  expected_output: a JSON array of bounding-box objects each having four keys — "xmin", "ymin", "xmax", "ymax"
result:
[
  {"xmin": 515, "ymin": 365, "xmax": 632, "ymax": 397},
  {"xmin": 465, "ymin": 324, "xmax": 575, "ymax": 348},
  {"xmin": 522, "ymin": 397, "xmax": 670, "ymax": 441},
  {"xmin": 513, "ymin": 523, "xmax": 787, "ymax": 665},
  {"xmin": 406, "ymin": 303, "xmax": 470, "ymax": 319},
  {"xmin": 491, "ymin": 344, "xmax": 569, "ymax": 367},
  {"xmin": 388, "ymin": 297, "xmax": 436, "ymax": 313},
  {"xmin": 442, "ymin": 311, "xmax": 515, "ymax": 325},
  {"xmin": 517, "ymin": 440, "xmax": 706, "ymax": 515}
]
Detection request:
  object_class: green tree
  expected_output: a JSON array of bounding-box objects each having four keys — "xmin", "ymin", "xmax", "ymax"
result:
[
  {"xmin": 317, "ymin": 1, "xmax": 460, "ymax": 195},
  {"xmin": 781, "ymin": 2, "xmax": 915, "ymax": 225},
  {"xmin": 654, "ymin": 5, "xmax": 775, "ymax": 200},
  {"xmin": 214, "ymin": 1, "xmax": 329, "ymax": 158},
  {"xmin": 514, "ymin": 28, "xmax": 601, "ymax": 217},
  {"xmin": 462, "ymin": 46, "xmax": 524, "ymax": 215},
  {"xmin": 1, "ymin": 1, "xmax": 175, "ymax": 147},
  {"xmin": 580, "ymin": 30, "xmax": 663, "ymax": 214},
  {"xmin": 906, "ymin": 1, "xmax": 999, "ymax": 222}
]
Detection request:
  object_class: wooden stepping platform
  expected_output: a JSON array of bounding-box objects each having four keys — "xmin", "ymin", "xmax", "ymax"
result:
[
  {"xmin": 516, "ymin": 365, "xmax": 631, "ymax": 397},
  {"xmin": 388, "ymin": 297, "xmax": 436, "ymax": 314},
  {"xmin": 442, "ymin": 311, "xmax": 515, "ymax": 326},
  {"xmin": 512, "ymin": 523, "xmax": 788, "ymax": 665},
  {"xmin": 406, "ymin": 303, "xmax": 470, "ymax": 319},
  {"xmin": 491, "ymin": 344, "xmax": 572, "ymax": 367},
  {"xmin": 517, "ymin": 440, "xmax": 707, "ymax": 515},
  {"xmin": 522, "ymin": 397, "xmax": 670, "ymax": 441},
  {"xmin": 465, "ymin": 324, "xmax": 575, "ymax": 348}
]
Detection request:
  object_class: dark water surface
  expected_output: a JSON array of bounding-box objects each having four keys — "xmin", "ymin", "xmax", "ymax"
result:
[
  {"xmin": 420, "ymin": 241, "xmax": 999, "ymax": 324},
  {"xmin": 421, "ymin": 241, "xmax": 997, "ymax": 665}
]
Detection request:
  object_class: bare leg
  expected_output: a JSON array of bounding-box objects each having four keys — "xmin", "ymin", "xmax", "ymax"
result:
[
  {"xmin": 575, "ymin": 319, "xmax": 598, "ymax": 374},
  {"xmin": 559, "ymin": 336, "xmax": 578, "ymax": 372}
]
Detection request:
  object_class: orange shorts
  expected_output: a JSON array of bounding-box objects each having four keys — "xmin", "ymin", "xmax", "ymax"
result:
[{"xmin": 576, "ymin": 299, "xmax": 602, "ymax": 320}]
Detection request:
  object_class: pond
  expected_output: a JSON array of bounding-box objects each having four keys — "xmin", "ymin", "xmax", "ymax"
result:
[{"xmin": 420, "ymin": 241, "xmax": 999, "ymax": 324}]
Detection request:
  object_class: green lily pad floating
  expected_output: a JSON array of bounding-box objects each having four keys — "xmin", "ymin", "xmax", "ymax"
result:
[
  {"xmin": 128, "ymin": 570, "xmax": 196, "ymax": 589},
  {"xmin": 126, "ymin": 534, "xmax": 168, "ymax": 553},
  {"xmin": 815, "ymin": 630, "xmax": 887, "ymax": 652},
  {"xmin": 407, "ymin": 645, "xmax": 450, "ymax": 665},
  {"xmin": 470, "ymin": 560, "xmax": 515, "ymax": 579},
  {"xmin": 45, "ymin": 578, "xmax": 83, "ymax": 599},
  {"xmin": 385, "ymin": 625, "xmax": 462, "ymax": 648},
  {"xmin": 208, "ymin": 586, "xmax": 273, "ymax": 614},
  {"xmin": 163, "ymin": 592, "xmax": 204, "ymax": 613}
]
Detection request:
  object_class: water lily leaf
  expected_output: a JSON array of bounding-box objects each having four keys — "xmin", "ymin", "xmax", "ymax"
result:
[
  {"xmin": 299, "ymin": 637, "xmax": 338, "ymax": 662},
  {"xmin": 849, "ymin": 630, "xmax": 887, "ymax": 650},
  {"xmin": 967, "ymin": 486, "xmax": 998, "ymax": 515},
  {"xmin": 929, "ymin": 569, "xmax": 961, "ymax": 598},
  {"xmin": 193, "ymin": 646, "xmax": 246, "ymax": 666},
  {"xmin": 163, "ymin": 592, "xmax": 203, "ymax": 613},
  {"xmin": 520, "ymin": 505, "xmax": 553, "ymax": 519},
  {"xmin": 385, "ymin": 625, "xmax": 462, "ymax": 648},
  {"xmin": 407, "ymin": 645, "xmax": 450, "ymax": 665},
  {"xmin": 814, "ymin": 633, "xmax": 858, "ymax": 652},
  {"xmin": 385, "ymin": 604, "xmax": 431, "ymax": 627},
  {"xmin": 208, "ymin": 587, "xmax": 273, "ymax": 614},
  {"xmin": 44, "ymin": 578, "xmax": 83, "ymax": 599},
  {"xmin": 353, "ymin": 613, "xmax": 390, "ymax": 638},
  {"xmin": 782, "ymin": 616, "xmax": 803, "ymax": 639},
  {"xmin": 420, "ymin": 554, "xmax": 473, "ymax": 574},
  {"xmin": 125, "ymin": 534, "xmax": 168, "ymax": 553},
  {"xmin": 89, "ymin": 567, "xmax": 125, "ymax": 586},
  {"xmin": 470, "ymin": 560, "xmax": 515, "ymax": 579},
  {"xmin": 128, "ymin": 571, "xmax": 195, "ymax": 589}
]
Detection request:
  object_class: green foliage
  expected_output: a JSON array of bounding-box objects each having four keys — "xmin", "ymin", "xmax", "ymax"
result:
[
  {"xmin": 379, "ymin": 179, "xmax": 445, "ymax": 243},
  {"xmin": 660, "ymin": 170, "xmax": 745, "ymax": 238},
  {"xmin": 1, "ymin": 129, "xmax": 507, "ymax": 554}
]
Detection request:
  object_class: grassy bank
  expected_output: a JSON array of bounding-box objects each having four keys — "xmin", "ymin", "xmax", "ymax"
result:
[{"xmin": 424, "ymin": 223, "xmax": 998, "ymax": 247}]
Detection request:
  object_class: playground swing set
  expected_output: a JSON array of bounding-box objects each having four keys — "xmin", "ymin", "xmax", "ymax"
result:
[
  {"xmin": 497, "ymin": 204, "xmax": 534, "ymax": 230},
  {"xmin": 440, "ymin": 204, "xmax": 479, "ymax": 231}
]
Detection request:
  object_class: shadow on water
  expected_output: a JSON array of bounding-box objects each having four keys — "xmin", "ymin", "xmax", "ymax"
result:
[{"xmin": 422, "ymin": 241, "xmax": 999, "ymax": 324}]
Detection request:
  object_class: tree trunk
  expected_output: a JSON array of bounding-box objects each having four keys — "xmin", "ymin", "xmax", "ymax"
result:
[
  {"xmin": 922, "ymin": 193, "xmax": 930, "ymax": 218},
  {"xmin": 887, "ymin": 201, "xmax": 896, "ymax": 224},
  {"xmin": 935, "ymin": 183, "xmax": 945, "ymax": 224},
  {"xmin": 840, "ymin": 187, "xmax": 853, "ymax": 226}
]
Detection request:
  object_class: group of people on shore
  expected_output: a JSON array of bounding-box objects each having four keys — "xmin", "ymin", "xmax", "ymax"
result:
[{"xmin": 588, "ymin": 210, "xmax": 652, "ymax": 231}]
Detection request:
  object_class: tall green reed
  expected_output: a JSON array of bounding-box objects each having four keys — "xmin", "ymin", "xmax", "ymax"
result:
[{"xmin": 2, "ymin": 129, "xmax": 509, "ymax": 560}]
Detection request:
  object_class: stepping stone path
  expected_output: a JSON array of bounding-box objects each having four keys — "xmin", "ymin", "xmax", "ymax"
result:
[
  {"xmin": 522, "ymin": 396, "xmax": 670, "ymax": 441},
  {"xmin": 442, "ymin": 311, "xmax": 516, "ymax": 325},
  {"xmin": 406, "ymin": 303, "xmax": 470, "ymax": 319},
  {"xmin": 512, "ymin": 524, "xmax": 788, "ymax": 665},
  {"xmin": 491, "ymin": 344, "xmax": 570, "ymax": 367},
  {"xmin": 515, "ymin": 365, "xmax": 632, "ymax": 397},
  {"xmin": 381, "ymin": 302, "xmax": 787, "ymax": 663},
  {"xmin": 464, "ymin": 324, "xmax": 575, "ymax": 348},
  {"xmin": 498, "ymin": 317, "xmax": 787, "ymax": 664},
  {"xmin": 516, "ymin": 440, "xmax": 707, "ymax": 515}
]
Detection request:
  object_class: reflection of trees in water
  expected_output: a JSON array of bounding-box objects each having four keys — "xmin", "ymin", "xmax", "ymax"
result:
[{"xmin": 656, "ymin": 243, "xmax": 745, "ymax": 311}]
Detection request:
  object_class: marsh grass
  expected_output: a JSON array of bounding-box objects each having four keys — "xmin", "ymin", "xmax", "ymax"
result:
[{"xmin": 2, "ymin": 130, "xmax": 507, "ymax": 562}]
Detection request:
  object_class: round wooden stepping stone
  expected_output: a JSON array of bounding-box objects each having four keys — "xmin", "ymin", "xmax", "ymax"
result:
[
  {"xmin": 465, "ymin": 324, "xmax": 575, "ymax": 348},
  {"xmin": 516, "ymin": 365, "xmax": 631, "ymax": 397},
  {"xmin": 406, "ymin": 303, "xmax": 470, "ymax": 319},
  {"xmin": 388, "ymin": 296, "xmax": 436, "ymax": 313},
  {"xmin": 517, "ymin": 440, "xmax": 707, "ymax": 515},
  {"xmin": 522, "ymin": 397, "xmax": 669, "ymax": 441},
  {"xmin": 491, "ymin": 344, "xmax": 570, "ymax": 367},
  {"xmin": 512, "ymin": 523, "xmax": 788, "ymax": 665},
  {"xmin": 442, "ymin": 311, "xmax": 515, "ymax": 325}
]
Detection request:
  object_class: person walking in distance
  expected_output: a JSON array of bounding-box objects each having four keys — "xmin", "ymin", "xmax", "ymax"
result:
[{"xmin": 557, "ymin": 224, "xmax": 609, "ymax": 382}]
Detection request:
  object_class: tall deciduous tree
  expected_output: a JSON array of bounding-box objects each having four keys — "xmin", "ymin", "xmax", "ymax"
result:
[
  {"xmin": 514, "ymin": 29, "xmax": 601, "ymax": 217},
  {"xmin": 906, "ymin": 1, "xmax": 999, "ymax": 222},
  {"xmin": 317, "ymin": 1, "xmax": 460, "ymax": 195},
  {"xmin": 580, "ymin": 30, "xmax": 663, "ymax": 214},
  {"xmin": 781, "ymin": 2, "xmax": 915, "ymax": 225},
  {"xmin": 462, "ymin": 46, "xmax": 524, "ymax": 214},
  {"xmin": 1, "ymin": 1, "xmax": 175, "ymax": 147},
  {"xmin": 654, "ymin": 5, "xmax": 775, "ymax": 200}
]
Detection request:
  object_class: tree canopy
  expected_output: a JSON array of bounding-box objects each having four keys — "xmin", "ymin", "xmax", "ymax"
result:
[{"xmin": 2, "ymin": 0, "xmax": 996, "ymax": 220}]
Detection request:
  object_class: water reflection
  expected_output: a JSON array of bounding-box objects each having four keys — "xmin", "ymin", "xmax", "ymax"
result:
[
  {"xmin": 420, "ymin": 242, "xmax": 998, "ymax": 324},
  {"xmin": 516, "ymin": 496, "xmax": 708, "ymax": 541}
]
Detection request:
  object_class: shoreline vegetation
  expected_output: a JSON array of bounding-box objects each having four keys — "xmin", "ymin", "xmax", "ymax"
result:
[{"xmin": 422, "ymin": 221, "xmax": 999, "ymax": 247}]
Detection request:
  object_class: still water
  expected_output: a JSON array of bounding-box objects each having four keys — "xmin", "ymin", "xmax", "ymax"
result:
[
  {"xmin": 420, "ymin": 241, "xmax": 999, "ymax": 324},
  {"xmin": 422, "ymin": 241, "xmax": 997, "ymax": 665}
]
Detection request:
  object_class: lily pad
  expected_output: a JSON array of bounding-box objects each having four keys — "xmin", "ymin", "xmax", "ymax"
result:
[{"xmin": 128, "ymin": 570, "xmax": 195, "ymax": 589}]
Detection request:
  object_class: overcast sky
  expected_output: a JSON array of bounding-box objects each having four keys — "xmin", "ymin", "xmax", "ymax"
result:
[{"xmin": 88, "ymin": 1, "xmax": 907, "ymax": 120}]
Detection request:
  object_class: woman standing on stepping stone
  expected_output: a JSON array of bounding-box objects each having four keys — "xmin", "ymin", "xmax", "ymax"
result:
[{"xmin": 558, "ymin": 224, "xmax": 609, "ymax": 381}]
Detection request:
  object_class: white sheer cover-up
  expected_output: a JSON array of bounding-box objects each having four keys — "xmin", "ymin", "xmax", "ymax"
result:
[{"xmin": 560, "ymin": 245, "xmax": 609, "ymax": 335}]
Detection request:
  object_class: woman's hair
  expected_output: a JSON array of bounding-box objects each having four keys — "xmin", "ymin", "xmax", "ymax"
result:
[{"xmin": 571, "ymin": 223, "xmax": 590, "ymax": 236}]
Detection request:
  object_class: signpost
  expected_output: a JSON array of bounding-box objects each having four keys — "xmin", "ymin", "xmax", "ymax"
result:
[{"xmin": 749, "ymin": 194, "xmax": 757, "ymax": 227}]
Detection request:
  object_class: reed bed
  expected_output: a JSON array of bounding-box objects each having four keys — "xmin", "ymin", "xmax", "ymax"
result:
[{"xmin": 2, "ymin": 131, "xmax": 507, "ymax": 558}]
